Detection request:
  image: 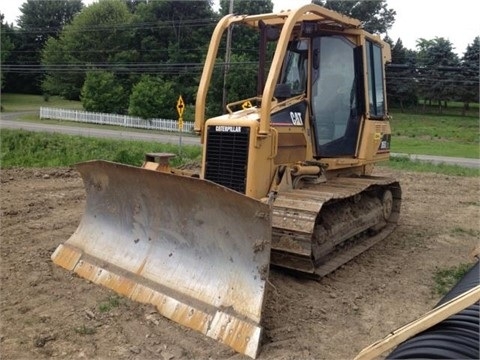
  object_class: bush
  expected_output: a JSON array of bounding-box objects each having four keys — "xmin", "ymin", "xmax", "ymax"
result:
[
  {"xmin": 128, "ymin": 76, "xmax": 176, "ymax": 120},
  {"xmin": 81, "ymin": 71, "xmax": 128, "ymax": 114}
]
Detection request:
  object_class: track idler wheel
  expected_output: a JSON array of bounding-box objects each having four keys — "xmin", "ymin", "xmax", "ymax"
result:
[{"xmin": 381, "ymin": 190, "xmax": 393, "ymax": 221}]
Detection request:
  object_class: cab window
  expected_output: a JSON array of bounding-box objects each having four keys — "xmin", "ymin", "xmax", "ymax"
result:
[{"xmin": 366, "ymin": 40, "xmax": 386, "ymax": 117}]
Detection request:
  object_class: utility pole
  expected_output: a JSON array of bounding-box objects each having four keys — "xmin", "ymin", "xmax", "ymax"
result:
[{"xmin": 222, "ymin": 0, "xmax": 234, "ymax": 112}]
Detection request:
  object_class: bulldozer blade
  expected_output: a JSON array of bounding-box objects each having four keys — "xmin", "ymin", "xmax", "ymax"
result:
[{"xmin": 52, "ymin": 160, "xmax": 271, "ymax": 358}]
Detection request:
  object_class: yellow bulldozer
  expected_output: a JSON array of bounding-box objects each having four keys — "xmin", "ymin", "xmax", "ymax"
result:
[{"xmin": 52, "ymin": 4, "xmax": 401, "ymax": 358}]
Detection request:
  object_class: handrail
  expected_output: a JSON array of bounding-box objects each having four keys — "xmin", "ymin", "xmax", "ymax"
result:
[
  {"xmin": 194, "ymin": 14, "xmax": 235, "ymax": 139},
  {"xmin": 195, "ymin": 4, "xmax": 362, "ymax": 138}
]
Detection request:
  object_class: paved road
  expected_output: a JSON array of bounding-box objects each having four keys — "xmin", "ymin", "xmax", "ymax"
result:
[{"xmin": 1, "ymin": 115, "xmax": 479, "ymax": 169}]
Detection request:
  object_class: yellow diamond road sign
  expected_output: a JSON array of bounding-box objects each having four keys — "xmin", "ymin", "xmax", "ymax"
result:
[{"xmin": 176, "ymin": 95, "xmax": 185, "ymax": 117}]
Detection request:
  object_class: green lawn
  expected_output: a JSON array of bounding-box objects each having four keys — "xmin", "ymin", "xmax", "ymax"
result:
[
  {"xmin": 390, "ymin": 112, "xmax": 478, "ymax": 142},
  {"xmin": 0, "ymin": 129, "xmax": 201, "ymax": 168},
  {"xmin": 1, "ymin": 93, "xmax": 83, "ymax": 112},
  {"xmin": 392, "ymin": 138, "xmax": 479, "ymax": 158},
  {"xmin": 389, "ymin": 111, "xmax": 479, "ymax": 159}
]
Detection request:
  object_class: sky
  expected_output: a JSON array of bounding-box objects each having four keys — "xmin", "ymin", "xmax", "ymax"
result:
[{"xmin": 2, "ymin": 0, "xmax": 479, "ymax": 56}]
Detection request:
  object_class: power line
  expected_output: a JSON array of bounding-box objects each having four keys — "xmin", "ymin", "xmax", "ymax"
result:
[
  {"xmin": 2, "ymin": 61, "xmax": 260, "ymax": 74},
  {"xmin": 2, "ymin": 18, "xmax": 219, "ymax": 35}
]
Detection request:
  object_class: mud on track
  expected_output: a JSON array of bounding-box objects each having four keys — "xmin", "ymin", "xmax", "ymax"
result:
[{"xmin": 1, "ymin": 167, "xmax": 478, "ymax": 359}]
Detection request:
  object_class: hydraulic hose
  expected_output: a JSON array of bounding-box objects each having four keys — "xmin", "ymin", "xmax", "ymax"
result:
[{"xmin": 387, "ymin": 261, "xmax": 479, "ymax": 359}]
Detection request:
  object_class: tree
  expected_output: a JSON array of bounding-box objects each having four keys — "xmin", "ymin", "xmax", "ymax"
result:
[
  {"xmin": 121, "ymin": 0, "xmax": 148, "ymax": 13},
  {"xmin": 41, "ymin": 36, "xmax": 82, "ymax": 99},
  {"xmin": 42, "ymin": 0, "xmax": 135, "ymax": 99},
  {"xmin": 386, "ymin": 38, "xmax": 418, "ymax": 111},
  {"xmin": 459, "ymin": 36, "xmax": 479, "ymax": 115},
  {"xmin": 218, "ymin": 0, "xmax": 274, "ymax": 58},
  {"xmin": 128, "ymin": 75, "xmax": 176, "ymax": 119},
  {"xmin": 132, "ymin": 0, "xmax": 217, "ymax": 104},
  {"xmin": 219, "ymin": 0, "xmax": 273, "ymax": 15},
  {"xmin": 5, "ymin": 0, "xmax": 83, "ymax": 94},
  {"xmin": 1, "ymin": 13, "xmax": 14, "ymax": 91},
  {"xmin": 415, "ymin": 37, "xmax": 460, "ymax": 113},
  {"xmin": 313, "ymin": 0, "xmax": 396, "ymax": 34},
  {"xmin": 17, "ymin": 0, "xmax": 83, "ymax": 42},
  {"xmin": 224, "ymin": 53, "xmax": 258, "ymax": 102},
  {"xmin": 81, "ymin": 71, "xmax": 127, "ymax": 114},
  {"xmin": 209, "ymin": 1, "xmax": 274, "ymax": 114}
]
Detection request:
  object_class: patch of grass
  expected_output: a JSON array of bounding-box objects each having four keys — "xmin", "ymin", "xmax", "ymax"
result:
[
  {"xmin": 451, "ymin": 227, "xmax": 479, "ymax": 237},
  {"xmin": 74, "ymin": 325, "xmax": 96, "ymax": 335},
  {"xmin": 392, "ymin": 137, "xmax": 479, "ymax": 159},
  {"xmin": 379, "ymin": 156, "xmax": 480, "ymax": 177},
  {"xmin": 1, "ymin": 93, "xmax": 83, "ymax": 112},
  {"xmin": 98, "ymin": 295, "xmax": 122, "ymax": 313},
  {"xmin": 391, "ymin": 112, "xmax": 479, "ymax": 142},
  {"xmin": 0, "ymin": 129, "xmax": 201, "ymax": 168},
  {"xmin": 459, "ymin": 201, "xmax": 480, "ymax": 206},
  {"xmin": 433, "ymin": 263, "xmax": 474, "ymax": 296},
  {"xmin": 389, "ymin": 111, "xmax": 479, "ymax": 159}
]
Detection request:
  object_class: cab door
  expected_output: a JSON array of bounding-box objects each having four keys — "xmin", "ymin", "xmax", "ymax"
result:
[{"xmin": 311, "ymin": 35, "xmax": 364, "ymax": 158}]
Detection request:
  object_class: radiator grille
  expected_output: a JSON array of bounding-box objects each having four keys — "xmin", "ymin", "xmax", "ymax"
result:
[{"xmin": 205, "ymin": 126, "xmax": 250, "ymax": 193}]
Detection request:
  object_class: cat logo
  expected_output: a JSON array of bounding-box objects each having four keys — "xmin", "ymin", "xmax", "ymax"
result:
[{"xmin": 290, "ymin": 112, "xmax": 303, "ymax": 126}]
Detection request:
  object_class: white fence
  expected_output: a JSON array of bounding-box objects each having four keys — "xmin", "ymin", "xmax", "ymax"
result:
[{"xmin": 39, "ymin": 107, "xmax": 193, "ymax": 132}]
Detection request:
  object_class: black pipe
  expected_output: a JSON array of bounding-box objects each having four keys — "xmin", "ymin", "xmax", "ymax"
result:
[{"xmin": 387, "ymin": 261, "xmax": 479, "ymax": 359}]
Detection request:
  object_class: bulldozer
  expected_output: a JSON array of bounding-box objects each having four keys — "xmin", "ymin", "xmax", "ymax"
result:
[{"xmin": 52, "ymin": 4, "xmax": 401, "ymax": 359}]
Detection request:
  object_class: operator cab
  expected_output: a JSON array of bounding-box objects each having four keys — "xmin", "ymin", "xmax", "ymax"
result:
[{"xmin": 277, "ymin": 34, "xmax": 387, "ymax": 159}]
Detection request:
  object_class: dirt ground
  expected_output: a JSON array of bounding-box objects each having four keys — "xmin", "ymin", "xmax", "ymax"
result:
[{"xmin": 1, "ymin": 166, "xmax": 478, "ymax": 360}]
